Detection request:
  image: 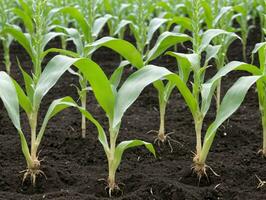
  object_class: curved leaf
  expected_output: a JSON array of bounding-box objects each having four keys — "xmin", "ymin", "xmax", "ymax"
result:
[
  {"xmin": 112, "ymin": 140, "xmax": 156, "ymax": 172},
  {"xmin": 3, "ymin": 26, "xmax": 33, "ymax": 60},
  {"xmin": 146, "ymin": 18, "xmax": 168, "ymax": 44},
  {"xmin": 33, "ymin": 55, "xmax": 115, "ymax": 117},
  {"xmin": 60, "ymin": 7, "xmax": 89, "ymax": 39},
  {"xmin": 201, "ymin": 76, "xmax": 261, "ymax": 162},
  {"xmin": 92, "ymin": 14, "xmax": 112, "ymax": 38},
  {"xmin": 113, "ymin": 65, "xmax": 198, "ymax": 127},
  {"xmin": 87, "ymin": 37, "xmax": 143, "ymax": 68},
  {"xmin": 145, "ymin": 32, "xmax": 191, "ymax": 64}
]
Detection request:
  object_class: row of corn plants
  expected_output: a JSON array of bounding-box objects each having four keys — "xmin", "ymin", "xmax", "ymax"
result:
[{"xmin": 0, "ymin": 0, "xmax": 266, "ymax": 196}]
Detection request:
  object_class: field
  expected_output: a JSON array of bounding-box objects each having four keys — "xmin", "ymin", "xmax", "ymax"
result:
[{"xmin": 0, "ymin": 0, "xmax": 266, "ymax": 200}]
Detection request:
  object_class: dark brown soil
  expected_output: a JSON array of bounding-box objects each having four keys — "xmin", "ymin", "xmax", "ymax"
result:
[{"xmin": 0, "ymin": 24, "xmax": 265, "ymax": 200}]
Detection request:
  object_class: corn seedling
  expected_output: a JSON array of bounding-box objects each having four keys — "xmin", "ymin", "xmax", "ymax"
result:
[
  {"xmin": 56, "ymin": 1, "xmax": 112, "ymax": 138},
  {"xmin": 233, "ymin": 0, "xmax": 253, "ymax": 62},
  {"xmin": 202, "ymin": 1, "xmax": 240, "ymax": 112},
  {"xmin": 0, "ymin": 0, "xmax": 15, "ymax": 74},
  {"xmin": 166, "ymin": 0, "xmax": 261, "ymax": 177}
]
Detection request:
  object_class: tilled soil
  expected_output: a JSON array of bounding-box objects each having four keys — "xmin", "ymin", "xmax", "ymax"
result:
[{"xmin": 0, "ymin": 24, "xmax": 265, "ymax": 200}]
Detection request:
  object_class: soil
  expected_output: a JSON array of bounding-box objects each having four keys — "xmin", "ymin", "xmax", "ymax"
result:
[{"xmin": 0, "ymin": 23, "xmax": 265, "ymax": 200}]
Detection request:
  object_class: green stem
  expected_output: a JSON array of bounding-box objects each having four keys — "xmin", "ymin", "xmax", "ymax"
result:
[
  {"xmin": 158, "ymin": 102, "xmax": 166, "ymax": 141},
  {"xmin": 195, "ymin": 115, "xmax": 203, "ymax": 156},
  {"xmin": 216, "ymin": 78, "xmax": 221, "ymax": 113},
  {"xmin": 242, "ymin": 38, "xmax": 247, "ymax": 62},
  {"xmin": 3, "ymin": 38, "xmax": 11, "ymax": 74},
  {"xmin": 107, "ymin": 126, "xmax": 118, "ymax": 190},
  {"xmin": 198, "ymin": 131, "xmax": 215, "ymax": 165},
  {"xmin": 262, "ymin": 117, "xmax": 266, "ymax": 155},
  {"xmin": 29, "ymin": 111, "xmax": 38, "ymax": 165},
  {"xmin": 81, "ymin": 92, "xmax": 87, "ymax": 138}
]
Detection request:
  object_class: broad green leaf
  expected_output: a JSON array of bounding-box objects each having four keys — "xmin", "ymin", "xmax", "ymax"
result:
[
  {"xmin": 59, "ymin": 27, "xmax": 83, "ymax": 55},
  {"xmin": 214, "ymin": 6, "xmax": 232, "ymax": 27},
  {"xmin": 202, "ymin": 1, "xmax": 213, "ymax": 28},
  {"xmin": 33, "ymin": 56, "xmax": 79, "ymax": 109},
  {"xmin": 13, "ymin": 8, "xmax": 34, "ymax": 34},
  {"xmin": 16, "ymin": 58, "xmax": 34, "ymax": 101},
  {"xmin": 113, "ymin": 20, "xmax": 132, "ymax": 36},
  {"xmin": 202, "ymin": 76, "xmax": 261, "ymax": 160},
  {"xmin": 3, "ymin": 26, "xmax": 33, "ymax": 60},
  {"xmin": 199, "ymin": 29, "xmax": 237, "ymax": 53},
  {"xmin": 33, "ymin": 55, "xmax": 115, "ymax": 117},
  {"xmin": 109, "ymin": 61, "xmax": 130, "ymax": 90},
  {"xmin": 205, "ymin": 45, "xmax": 221, "ymax": 65},
  {"xmin": 145, "ymin": 32, "xmax": 191, "ymax": 64},
  {"xmin": 12, "ymin": 80, "xmax": 32, "ymax": 115},
  {"xmin": 92, "ymin": 14, "xmax": 112, "ymax": 38},
  {"xmin": 74, "ymin": 58, "xmax": 115, "ymax": 117},
  {"xmin": 87, "ymin": 37, "xmax": 143, "ymax": 68},
  {"xmin": 166, "ymin": 52, "xmax": 200, "ymax": 80},
  {"xmin": 36, "ymin": 97, "xmax": 109, "ymax": 153},
  {"xmin": 252, "ymin": 42, "xmax": 266, "ymax": 71},
  {"xmin": 113, "ymin": 65, "xmax": 173, "ymax": 127},
  {"xmin": 113, "ymin": 64, "xmax": 197, "ymax": 127},
  {"xmin": 0, "ymin": 71, "xmax": 31, "ymax": 164},
  {"xmin": 167, "ymin": 17, "xmax": 192, "ymax": 31},
  {"xmin": 0, "ymin": 72, "xmax": 21, "ymax": 130},
  {"xmin": 201, "ymin": 61, "xmax": 261, "ymax": 116},
  {"xmin": 42, "ymin": 48, "xmax": 80, "ymax": 60},
  {"xmin": 60, "ymin": 7, "xmax": 89, "ymax": 40},
  {"xmin": 42, "ymin": 32, "xmax": 64, "ymax": 51},
  {"xmin": 113, "ymin": 140, "xmax": 156, "ymax": 174},
  {"xmin": 146, "ymin": 18, "xmax": 168, "ymax": 44}
]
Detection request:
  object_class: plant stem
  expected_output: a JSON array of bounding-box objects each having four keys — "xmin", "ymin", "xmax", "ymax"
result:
[
  {"xmin": 262, "ymin": 117, "xmax": 266, "ymax": 156},
  {"xmin": 107, "ymin": 127, "xmax": 118, "ymax": 191},
  {"xmin": 158, "ymin": 102, "xmax": 166, "ymax": 141},
  {"xmin": 29, "ymin": 111, "xmax": 38, "ymax": 162},
  {"xmin": 242, "ymin": 38, "xmax": 247, "ymax": 62},
  {"xmin": 195, "ymin": 115, "xmax": 203, "ymax": 156},
  {"xmin": 81, "ymin": 92, "xmax": 87, "ymax": 138},
  {"xmin": 216, "ymin": 78, "xmax": 221, "ymax": 113},
  {"xmin": 3, "ymin": 38, "xmax": 11, "ymax": 74}
]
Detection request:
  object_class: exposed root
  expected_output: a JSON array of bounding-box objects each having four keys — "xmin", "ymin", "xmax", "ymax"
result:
[
  {"xmin": 98, "ymin": 178, "xmax": 124, "ymax": 197},
  {"xmin": 146, "ymin": 130, "xmax": 183, "ymax": 152},
  {"xmin": 20, "ymin": 158, "xmax": 46, "ymax": 186},
  {"xmin": 192, "ymin": 154, "xmax": 220, "ymax": 183},
  {"xmin": 257, "ymin": 148, "xmax": 266, "ymax": 157},
  {"xmin": 255, "ymin": 174, "xmax": 266, "ymax": 189}
]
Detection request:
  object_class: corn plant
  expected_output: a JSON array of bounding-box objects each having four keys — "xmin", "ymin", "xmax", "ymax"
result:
[
  {"xmin": 166, "ymin": 0, "xmax": 261, "ymax": 177},
  {"xmin": 233, "ymin": 0, "xmax": 253, "ymax": 62},
  {"xmin": 202, "ymin": 1, "xmax": 241, "ymax": 112},
  {"xmin": 102, "ymin": 0, "xmax": 131, "ymax": 39},
  {"xmin": 250, "ymin": 43, "xmax": 266, "ymax": 156},
  {"xmin": 0, "ymin": 0, "xmax": 15, "ymax": 74},
  {"xmin": 256, "ymin": 0, "xmax": 266, "ymax": 41},
  {"xmin": 56, "ymin": 1, "xmax": 112, "ymax": 138},
  {"xmin": 5, "ymin": 0, "xmax": 63, "ymax": 80},
  {"xmin": 52, "ymin": 0, "xmax": 70, "ymax": 49},
  {"xmin": 88, "ymin": 31, "xmax": 191, "ymax": 151}
]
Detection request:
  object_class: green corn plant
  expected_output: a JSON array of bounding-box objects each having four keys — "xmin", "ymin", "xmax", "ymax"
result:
[
  {"xmin": 6, "ymin": 0, "xmax": 63, "ymax": 80},
  {"xmin": 0, "ymin": 44, "xmax": 146, "ymax": 187},
  {"xmin": 251, "ymin": 42, "xmax": 266, "ymax": 156},
  {"xmin": 166, "ymin": 0, "xmax": 261, "ymax": 177},
  {"xmin": 0, "ymin": 0, "xmax": 15, "ymax": 74},
  {"xmin": 52, "ymin": 0, "xmax": 70, "ymax": 49},
  {"xmin": 103, "ymin": 0, "xmax": 131, "ymax": 39},
  {"xmin": 55, "ymin": 0, "xmax": 112, "ymax": 138},
  {"xmin": 256, "ymin": 0, "xmax": 266, "ymax": 41},
  {"xmin": 233, "ymin": 0, "xmax": 253, "ymax": 62},
  {"xmin": 87, "ymin": 31, "xmax": 191, "ymax": 151},
  {"xmin": 202, "ymin": 0, "xmax": 240, "ymax": 112}
]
